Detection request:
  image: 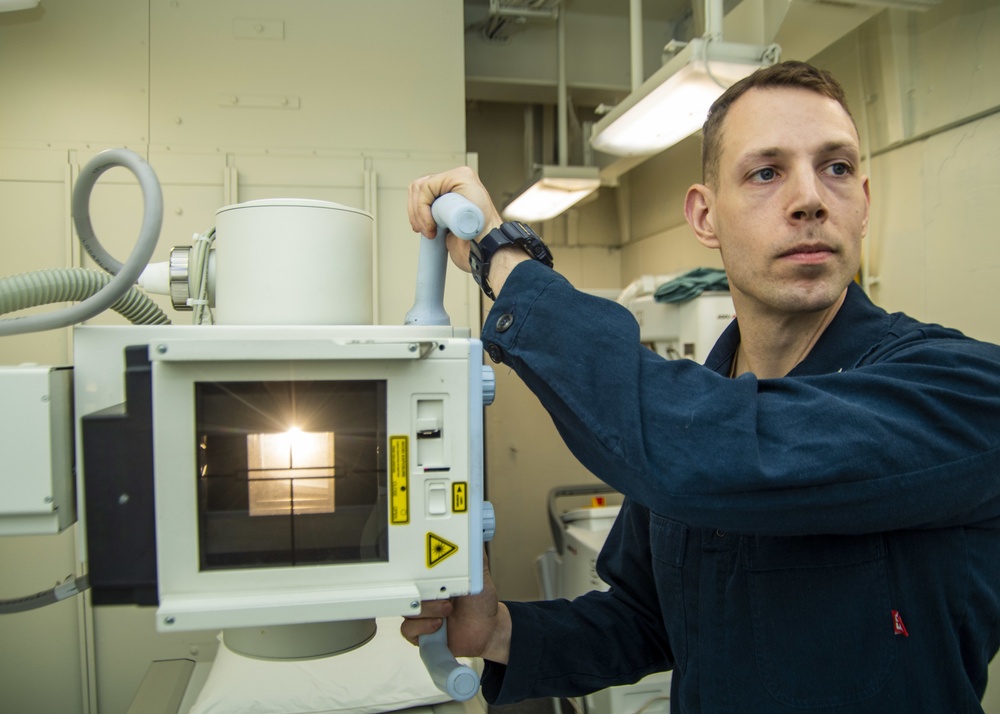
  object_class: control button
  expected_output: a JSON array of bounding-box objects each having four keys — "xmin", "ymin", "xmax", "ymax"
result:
[
  {"xmin": 427, "ymin": 482, "xmax": 448, "ymax": 516},
  {"xmin": 496, "ymin": 313, "xmax": 514, "ymax": 332},
  {"xmin": 486, "ymin": 343, "xmax": 503, "ymax": 363}
]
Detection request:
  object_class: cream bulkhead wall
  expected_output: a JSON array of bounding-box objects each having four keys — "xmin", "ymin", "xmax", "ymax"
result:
[{"xmin": 0, "ymin": 1, "xmax": 470, "ymax": 713}]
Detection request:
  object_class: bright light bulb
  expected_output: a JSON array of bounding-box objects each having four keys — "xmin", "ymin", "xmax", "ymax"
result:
[{"xmin": 246, "ymin": 429, "xmax": 337, "ymax": 516}]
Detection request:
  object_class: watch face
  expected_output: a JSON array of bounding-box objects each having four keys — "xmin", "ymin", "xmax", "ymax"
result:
[
  {"xmin": 524, "ymin": 240, "xmax": 551, "ymax": 264},
  {"xmin": 503, "ymin": 222, "xmax": 553, "ymax": 267}
]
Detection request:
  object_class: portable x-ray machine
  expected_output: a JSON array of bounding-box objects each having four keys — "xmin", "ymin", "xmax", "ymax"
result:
[{"xmin": 0, "ymin": 149, "xmax": 494, "ymax": 702}]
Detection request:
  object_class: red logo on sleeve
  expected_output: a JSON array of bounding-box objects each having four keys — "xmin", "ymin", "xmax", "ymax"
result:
[{"xmin": 892, "ymin": 610, "xmax": 909, "ymax": 637}]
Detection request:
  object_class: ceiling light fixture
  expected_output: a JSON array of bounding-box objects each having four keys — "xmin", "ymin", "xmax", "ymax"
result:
[
  {"xmin": 591, "ymin": 38, "xmax": 779, "ymax": 158},
  {"xmin": 590, "ymin": 0, "xmax": 780, "ymax": 160},
  {"xmin": 501, "ymin": 165, "xmax": 601, "ymax": 222},
  {"xmin": 0, "ymin": 0, "xmax": 40, "ymax": 10},
  {"xmin": 502, "ymin": 2, "xmax": 601, "ymax": 223}
]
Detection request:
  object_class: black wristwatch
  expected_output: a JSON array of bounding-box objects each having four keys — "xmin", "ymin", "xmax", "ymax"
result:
[{"xmin": 469, "ymin": 221, "xmax": 553, "ymax": 300}]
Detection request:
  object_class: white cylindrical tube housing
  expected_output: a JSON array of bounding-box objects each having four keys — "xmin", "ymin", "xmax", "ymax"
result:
[{"xmin": 214, "ymin": 198, "xmax": 373, "ymax": 325}]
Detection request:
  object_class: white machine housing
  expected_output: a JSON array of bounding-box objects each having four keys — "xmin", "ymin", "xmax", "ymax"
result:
[
  {"xmin": 74, "ymin": 323, "xmax": 487, "ymax": 634},
  {"xmin": 626, "ymin": 292, "xmax": 734, "ymax": 363},
  {"xmin": 213, "ymin": 199, "xmax": 373, "ymax": 326},
  {"xmin": 548, "ymin": 505, "xmax": 620, "ymax": 600},
  {"xmin": 542, "ymin": 503, "xmax": 673, "ymax": 714},
  {"xmin": 0, "ymin": 366, "xmax": 74, "ymax": 536}
]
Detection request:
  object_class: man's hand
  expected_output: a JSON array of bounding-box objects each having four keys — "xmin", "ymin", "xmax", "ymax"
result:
[
  {"xmin": 401, "ymin": 553, "xmax": 512, "ymax": 665},
  {"xmin": 407, "ymin": 167, "xmax": 504, "ymax": 275}
]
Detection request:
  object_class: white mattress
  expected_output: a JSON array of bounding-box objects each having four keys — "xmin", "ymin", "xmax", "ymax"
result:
[{"xmin": 179, "ymin": 617, "xmax": 484, "ymax": 714}]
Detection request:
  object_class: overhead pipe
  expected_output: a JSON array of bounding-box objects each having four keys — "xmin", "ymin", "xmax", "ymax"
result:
[
  {"xmin": 557, "ymin": 5, "xmax": 568, "ymax": 166},
  {"xmin": 705, "ymin": 0, "xmax": 724, "ymax": 40},
  {"xmin": 523, "ymin": 105, "xmax": 535, "ymax": 178},
  {"xmin": 630, "ymin": 0, "xmax": 643, "ymax": 91}
]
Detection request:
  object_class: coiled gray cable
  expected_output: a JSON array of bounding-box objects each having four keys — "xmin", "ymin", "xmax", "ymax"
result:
[
  {"xmin": 0, "ymin": 268, "xmax": 170, "ymax": 326},
  {"xmin": 0, "ymin": 148, "xmax": 163, "ymax": 336}
]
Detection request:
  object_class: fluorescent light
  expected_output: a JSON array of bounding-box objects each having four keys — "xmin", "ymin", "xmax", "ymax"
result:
[
  {"xmin": 590, "ymin": 39, "xmax": 778, "ymax": 158},
  {"xmin": 502, "ymin": 165, "xmax": 601, "ymax": 222},
  {"xmin": 0, "ymin": 0, "xmax": 40, "ymax": 11}
]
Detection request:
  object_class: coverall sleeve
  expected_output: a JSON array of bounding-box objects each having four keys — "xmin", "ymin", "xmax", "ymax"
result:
[
  {"xmin": 482, "ymin": 500, "xmax": 672, "ymax": 704},
  {"xmin": 481, "ymin": 262, "xmax": 1000, "ymax": 536}
]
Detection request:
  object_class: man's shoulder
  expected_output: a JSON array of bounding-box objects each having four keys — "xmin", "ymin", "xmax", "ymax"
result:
[{"xmin": 868, "ymin": 306, "xmax": 1000, "ymax": 365}]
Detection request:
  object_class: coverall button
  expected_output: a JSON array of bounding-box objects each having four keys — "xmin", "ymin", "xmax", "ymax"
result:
[
  {"xmin": 486, "ymin": 343, "xmax": 503, "ymax": 363},
  {"xmin": 496, "ymin": 313, "xmax": 514, "ymax": 332},
  {"xmin": 715, "ymin": 529, "xmax": 726, "ymax": 538}
]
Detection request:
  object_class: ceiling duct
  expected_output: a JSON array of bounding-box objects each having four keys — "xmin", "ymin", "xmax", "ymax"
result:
[{"xmin": 488, "ymin": 0, "xmax": 562, "ymax": 20}]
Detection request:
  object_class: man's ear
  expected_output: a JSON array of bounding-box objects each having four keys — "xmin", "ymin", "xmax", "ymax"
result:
[
  {"xmin": 860, "ymin": 174, "xmax": 871, "ymax": 238},
  {"xmin": 684, "ymin": 183, "xmax": 719, "ymax": 249}
]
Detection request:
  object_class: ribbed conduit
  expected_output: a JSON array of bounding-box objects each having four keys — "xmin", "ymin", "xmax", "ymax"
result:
[{"xmin": 0, "ymin": 268, "xmax": 170, "ymax": 326}]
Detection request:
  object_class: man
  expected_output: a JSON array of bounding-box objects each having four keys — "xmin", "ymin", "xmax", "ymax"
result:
[{"xmin": 403, "ymin": 61, "xmax": 1000, "ymax": 712}]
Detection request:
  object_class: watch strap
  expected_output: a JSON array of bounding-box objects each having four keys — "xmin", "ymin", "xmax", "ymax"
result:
[{"xmin": 470, "ymin": 221, "xmax": 552, "ymax": 300}]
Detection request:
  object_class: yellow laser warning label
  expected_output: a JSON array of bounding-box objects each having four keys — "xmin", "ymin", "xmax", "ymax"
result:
[
  {"xmin": 427, "ymin": 533, "xmax": 458, "ymax": 567},
  {"xmin": 452, "ymin": 482, "xmax": 468, "ymax": 512},
  {"xmin": 390, "ymin": 436, "xmax": 409, "ymax": 524}
]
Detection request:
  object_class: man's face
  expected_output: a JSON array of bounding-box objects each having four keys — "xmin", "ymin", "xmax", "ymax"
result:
[{"xmin": 693, "ymin": 87, "xmax": 870, "ymax": 318}]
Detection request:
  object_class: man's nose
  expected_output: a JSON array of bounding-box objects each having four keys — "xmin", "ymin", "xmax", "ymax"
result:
[{"xmin": 787, "ymin": 170, "xmax": 828, "ymax": 222}]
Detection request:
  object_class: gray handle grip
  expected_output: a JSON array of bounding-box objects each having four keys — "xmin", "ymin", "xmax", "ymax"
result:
[
  {"xmin": 411, "ymin": 193, "xmax": 484, "ymax": 698},
  {"xmin": 404, "ymin": 193, "xmax": 484, "ymax": 326},
  {"xmin": 419, "ymin": 618, "xmax": 479, "ymax": 701}
]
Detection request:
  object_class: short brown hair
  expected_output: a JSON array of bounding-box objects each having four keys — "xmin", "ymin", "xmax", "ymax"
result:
[{"xmin": 701, "ymin": 60, "xmax": 857, "ymax": 187}]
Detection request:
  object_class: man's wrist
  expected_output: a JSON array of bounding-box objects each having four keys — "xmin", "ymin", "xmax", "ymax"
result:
[
  {"xmin": 481, "ymin": 216, "xmax": 503, "ymax": 236},
  {"xmin": 470, "ymin": 221, "xmax": 552, "ymax": 300},
  {"xmin": 486, "ymin": 246, "xmax": 531, "ymax": 300},
  {"xmin": 483, "ymin": 602, "xmax": 512, "ymax": 665}
]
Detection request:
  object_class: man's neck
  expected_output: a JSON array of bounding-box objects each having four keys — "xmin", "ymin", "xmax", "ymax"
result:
[{"xmin": 731, "ymin": 289, "xmax": 848, "ymax": 379}]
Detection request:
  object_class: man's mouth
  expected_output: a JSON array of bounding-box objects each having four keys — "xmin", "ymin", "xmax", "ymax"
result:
[{"xmin": 780, "ymin": 243, "xmax": 836, "ymax": 264}]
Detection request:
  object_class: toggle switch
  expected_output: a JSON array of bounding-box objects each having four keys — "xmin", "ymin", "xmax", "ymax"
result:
[{"xmin": 416, "ymin": 414, "xmax": 442, "ymax": 439}]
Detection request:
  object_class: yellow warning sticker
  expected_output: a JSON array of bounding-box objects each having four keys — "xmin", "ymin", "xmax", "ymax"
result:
[
  {"xmin": 427, "ymin": 533, "xmax": 458, "ymax": 567},
  {"xmin": 452, "ymin": 482, "xmax": 468, "ymax": 513},
  {"xmin": 390, "ymin": 436, "xmax": 409, "ymax": 524}
]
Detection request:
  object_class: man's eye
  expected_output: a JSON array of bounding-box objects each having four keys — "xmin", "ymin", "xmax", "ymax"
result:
[
  {"xmin": 826, "ymin": 162, "xmax": 852, "ymax": 176},
  {"xmin": 752, "ymin": 167, "xmax": 777, "ymax": 181}
]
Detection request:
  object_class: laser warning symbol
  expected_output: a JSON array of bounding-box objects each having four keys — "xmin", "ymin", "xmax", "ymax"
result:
[{"xmin": 426, "ymin": 533, "xmax": 458, "ymax": 567}]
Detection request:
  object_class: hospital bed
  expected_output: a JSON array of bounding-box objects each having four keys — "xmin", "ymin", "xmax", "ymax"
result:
[{"xmin": 128, "ymin": 617, "xmax": 487, "ymax": 714}]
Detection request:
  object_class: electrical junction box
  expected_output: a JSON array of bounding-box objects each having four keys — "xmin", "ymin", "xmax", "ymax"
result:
[{"xmin": 0, "ymin": 365, "xmax": 75, "ymax": 536}]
